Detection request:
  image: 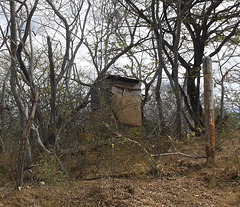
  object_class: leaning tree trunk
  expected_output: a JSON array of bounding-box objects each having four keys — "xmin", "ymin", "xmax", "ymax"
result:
[{"xmin": 16, "ymin": 87, "xmax": 39, "ymax": 188}]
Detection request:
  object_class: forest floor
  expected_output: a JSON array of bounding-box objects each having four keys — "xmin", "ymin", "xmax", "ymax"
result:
[{"xmin": 0, "ymin": 131, "xmax": 239, "ymax": 207}]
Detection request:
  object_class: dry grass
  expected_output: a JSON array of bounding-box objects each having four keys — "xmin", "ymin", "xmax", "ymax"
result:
[{"xmin": 0, "ymin": 131, "xmax": 239, "ymax": 207}]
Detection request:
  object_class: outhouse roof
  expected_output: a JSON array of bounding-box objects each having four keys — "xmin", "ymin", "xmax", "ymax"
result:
[{"xmin": 106, "ymin": 75, "xmax": 139, "ymax": 84}]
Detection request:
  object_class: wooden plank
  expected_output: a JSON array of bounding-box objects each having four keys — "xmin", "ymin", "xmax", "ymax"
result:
[{"xmin": 203, "ymin": 57, "xmax": 215, "ymax": 163}]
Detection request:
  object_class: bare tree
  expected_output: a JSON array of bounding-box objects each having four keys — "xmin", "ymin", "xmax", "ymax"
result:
[
  {"xmin": 213, "ymin": 42, "xmax": 240, "ymax": 121},
  {"xmin": 170, "ymin": 0, "xmax": 240, "ymax": 129},
  {"xmin": 9, "ymin": 0, "xmax": 40, "ymax": 187},
  {"xmin": 119, "ymin": 0, "xmax": 240, "ymax": 135},
  {"xmin": 120, "ymin": 0, "xmax": 195, "ymax": 137}
]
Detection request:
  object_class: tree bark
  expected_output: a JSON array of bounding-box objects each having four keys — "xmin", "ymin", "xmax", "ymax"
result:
[
  {"xmin": 9, "ymin": 0, "xmax": 39, "ymax": 187},
  {"xmin": 47, "ymin": 36, "xmax": 57, "ymax": 147},
  {"xmin": 155, "ymin": 67, "xmax": 166, "ymax": 131},
  {"xmin": 172, "ymin": 0, "xmax": 182, "ymax": 139},
  {"xmin": 16, "ymin": 87, "xmax": 39, "ymax": 188}
]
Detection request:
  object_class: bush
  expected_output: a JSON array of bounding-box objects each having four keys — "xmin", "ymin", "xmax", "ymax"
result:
[
  {"xmin": 34, "ymin": 154, "xmax": 65, "ymax": 184},
  {"xmin": 0, "ymin": 153, "xmax": 16, "ymax": 187}
]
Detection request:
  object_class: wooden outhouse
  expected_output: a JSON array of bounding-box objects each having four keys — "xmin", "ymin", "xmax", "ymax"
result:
[{"xmin": 91, "ymin": 75, "xmax": 142, "ymax": 126}]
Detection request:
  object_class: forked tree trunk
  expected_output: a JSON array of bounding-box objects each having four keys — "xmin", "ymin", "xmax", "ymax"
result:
[
  {"xmin": 9, "ymin": 0, "xmax": 30, "ymax": 188},
  {"xmin": 16, "ymin": 87, "xmax": 39, "ymax": 188},
  {"xmin": 203, "ymin": 57, "xmax": 215, "ymax": 164}
]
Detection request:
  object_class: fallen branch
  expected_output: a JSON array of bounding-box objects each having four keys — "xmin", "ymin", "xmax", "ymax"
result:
[
  {"xmin": 104, "ymin": 123, "xmax": 153, "ymax": 163},
  {"xmin": 151, "ymin": 152, "xmax": 206, "ymax": 159},
  {"xmin": 104, "ymin": 123, "xmax": 206, "ymax": 160}
]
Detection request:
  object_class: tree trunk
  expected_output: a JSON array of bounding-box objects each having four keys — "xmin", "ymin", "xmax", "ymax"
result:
[
  {"xmin": 16, "ymin": 87, "xmax": 39, "ymax": 188},
  {"xmin": 172, "ymin": 0, "xmax": 182, "ymax": 139},
  {"xmin": 9, "ymin": 0, "xmax": 36, "ymax": 188},
  {"xmin": 187, "ymin": 75, "xmax": 204, "ymax": 127},
  {"xmin": 220, "ymin": 79, "xmax": 225, "ymax": 119},
  {"xmin": 47, "ymin": 36, "xmax": 57, "ymax": 147},
  {"xmin": 155, "ymin": 68, "xmax": 166, "ymax": 132}
]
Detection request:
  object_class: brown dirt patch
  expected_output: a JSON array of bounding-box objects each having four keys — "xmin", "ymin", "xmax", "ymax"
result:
[{"xmin": 0, "ymin": 131, "xmax": 239, "ymax": 206}]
